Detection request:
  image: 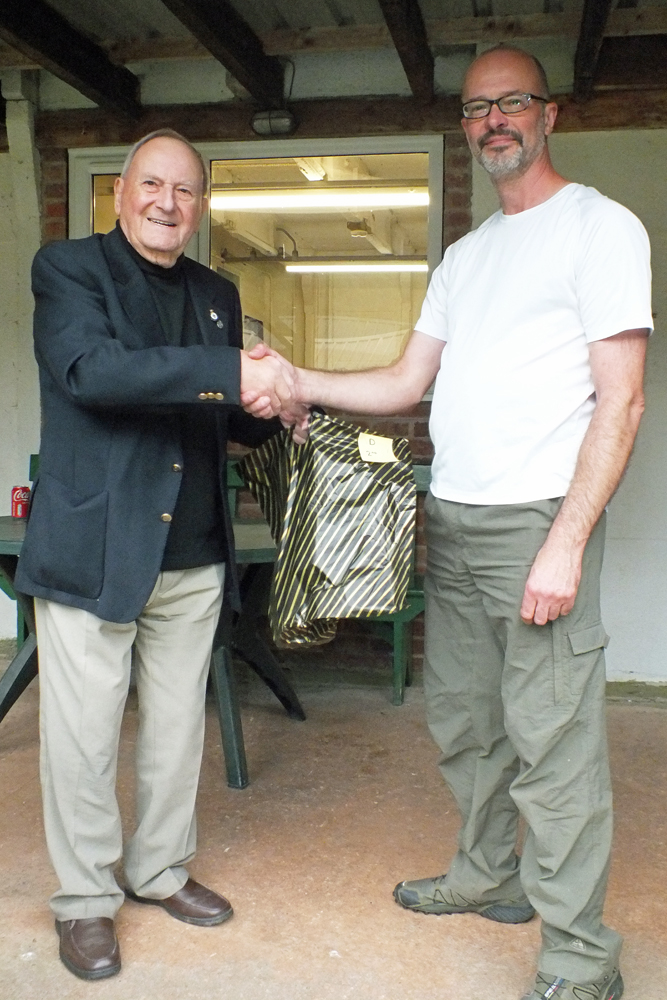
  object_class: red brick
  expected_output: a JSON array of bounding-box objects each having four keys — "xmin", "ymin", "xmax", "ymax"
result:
[
  {"xmin": 444, "ymin": 172, "xmax": 470, "ymax": 191},
  {"xmin": 43, "ymin": 220, "xmax": 66, "ymax": 240},
  {"xmin": 446, "ymin": 190, "xmax": 470, "ymax": 210},
  {"xmin": 446, "ymin": 153, "xmax": 472, "ymax": 172},
  {"xmin": 45, "ymin": 200, "xmax": 66, "ymax": 218},
  {"xmin": 411, "ymin": 439, "xmax": 434, "ymax": 459},
  {"xmin": 445, "ymin": 206, "xmax": 471, "ymax": 223},
  {"xmin": 44, "ymin": 182, "xmax": 66, "ymax": 199},
  {"xmin": 42, "ymin": 163, "xmax": 66, "ymax": 184}
]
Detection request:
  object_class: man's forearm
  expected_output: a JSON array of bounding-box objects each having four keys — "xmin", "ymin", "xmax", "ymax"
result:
[
  {"xmin": 521, "ymin": 329, "xmax": 648, "ymax": 625},
  {"xmin": 294, "ymin": 330, "xmax": 446, "ymax": 416},
  {"xmin": 240, "ymin": 331, "xmax": 445, "ymax": 421},
  {"xmin": 547, "ymin": 390, "xmax": 645, "ymax": 552},
  {"xmin": 297, "ymin": 366, "xmax": 422, "ymax": 416}
]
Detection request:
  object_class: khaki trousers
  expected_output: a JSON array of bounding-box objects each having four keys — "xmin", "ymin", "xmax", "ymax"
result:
[
  {"xmin": 423, "ymin": 495, "xmax": 620, "ymax": 982},
  {"xmin": 35, "ymin": 563, "xmax": 224, "ymax": 921}
]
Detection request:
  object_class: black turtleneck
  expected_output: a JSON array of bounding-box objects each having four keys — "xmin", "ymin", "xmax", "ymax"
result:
[{"xmin": 118, "ymin": 223, "xmax": 227, "ymax": 571}]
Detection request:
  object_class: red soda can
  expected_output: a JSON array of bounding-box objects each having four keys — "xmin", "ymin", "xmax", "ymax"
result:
[{"xmin": 11, "ymin": 486, "xmax": 30, "ymax": 518}]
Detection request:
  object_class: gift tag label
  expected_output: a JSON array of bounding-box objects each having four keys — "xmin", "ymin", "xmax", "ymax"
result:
[{"xmin": 358, "ymin": 431, "xmax": 398, "ymax": 463}]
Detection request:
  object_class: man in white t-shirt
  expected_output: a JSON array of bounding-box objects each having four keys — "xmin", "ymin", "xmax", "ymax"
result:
[{"xmin": 244, "ymin": 46, "xmax": 651, "ymax": 1000}]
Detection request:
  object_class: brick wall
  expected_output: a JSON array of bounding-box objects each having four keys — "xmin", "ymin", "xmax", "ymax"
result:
[
  {"xmin": 443, "ymin": 133, "xmax": 473, "ymax": 250},
  {"xmin": 40, "ymin": 148, "xmax": 68, "ymax": 245}
]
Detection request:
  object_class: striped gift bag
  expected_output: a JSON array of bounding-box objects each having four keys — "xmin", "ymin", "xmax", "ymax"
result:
[{"xmin": 239, "ymin": 412, "xmax": 416, "ymax": 647}]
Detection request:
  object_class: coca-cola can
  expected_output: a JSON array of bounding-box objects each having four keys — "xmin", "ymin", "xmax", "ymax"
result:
[{"xmin": 11, "ymin": 486, "xmax": 30, "ymax": 519}]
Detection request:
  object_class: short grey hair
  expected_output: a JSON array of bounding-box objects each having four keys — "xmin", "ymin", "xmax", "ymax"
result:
[{"xmin": 121, "ymin": 129, "xmax": 209, "ymax": 195}]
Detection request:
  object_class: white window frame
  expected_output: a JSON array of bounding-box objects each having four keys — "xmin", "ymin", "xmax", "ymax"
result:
[{"xmin": 69, "ymin": 135, "xmax": 444, "ymax": 275}]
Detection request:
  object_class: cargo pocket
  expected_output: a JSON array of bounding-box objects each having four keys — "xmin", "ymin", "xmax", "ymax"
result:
[
  {"xmin": 568, "ymin": 622, "xmax": 610, "ymax": 656},
  {"xmin": 554, "ymin": 621, "xmax": 609, "ymax": 704},
  {"xmin": 19, "ymin": 473, "xmax": 108, "ymax": 600}
]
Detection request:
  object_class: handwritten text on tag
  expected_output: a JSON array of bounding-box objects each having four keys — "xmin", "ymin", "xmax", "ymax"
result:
[{"xmin": 358, "ymin": 432, "xmax": 398, "ymax": 463}]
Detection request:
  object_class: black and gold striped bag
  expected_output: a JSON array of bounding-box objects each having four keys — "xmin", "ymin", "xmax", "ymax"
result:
[{"xmin": 239, "ymin": 412, "xmax": 416, "ymax": 647}]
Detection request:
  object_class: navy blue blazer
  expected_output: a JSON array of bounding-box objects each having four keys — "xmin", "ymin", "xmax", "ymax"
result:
[{"xmin": 15, "ymin": 225, "xmax": 278, "ymax": 622}]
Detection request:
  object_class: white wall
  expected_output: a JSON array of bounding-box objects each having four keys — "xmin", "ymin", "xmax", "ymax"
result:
[
  {"xmin": 0, "ymin": 150, "xmax": 40, "ymax": 637},
  {"xmin": 472, "ymin": 130, "xmax": 667, "ymax": 683}
]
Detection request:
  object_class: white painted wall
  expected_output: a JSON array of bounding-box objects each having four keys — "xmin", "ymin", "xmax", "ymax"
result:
[
  {"xmin": 472, "ymin": 130, "xmax": 667, "ymax": 682},
  {"xmin": 0, "ymin": 150, "xmax": 41, "ymax": 637}
]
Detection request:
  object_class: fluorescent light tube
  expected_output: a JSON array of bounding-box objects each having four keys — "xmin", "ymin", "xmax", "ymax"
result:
[
  {"xmin": 285, "ymin": 262, "xmax": 428, "ymax": 273},
  {"xmin": 210, "ymin": 188, "xmax": 429, "ymax": 212}
]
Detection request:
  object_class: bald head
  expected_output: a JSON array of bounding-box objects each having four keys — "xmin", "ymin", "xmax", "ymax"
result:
[
  {"xmin": 460, "ymin": 46, "xmax": 558, "ymax": 186},
  {"xmin": 463, "ymin": 46, "xmax": 550, "ymax": 105}
]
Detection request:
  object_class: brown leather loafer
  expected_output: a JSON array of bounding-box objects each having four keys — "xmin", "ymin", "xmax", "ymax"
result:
[
  {"xmin": 125, "ymin": 878, "xmax": 233, "ymax": 926},
  {"xmin": 56, "ymin": 917, "xmax": 121, "ymax": 980}
]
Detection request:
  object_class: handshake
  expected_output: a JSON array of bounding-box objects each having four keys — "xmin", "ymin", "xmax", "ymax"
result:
[{"xmin": 239, "ymin": 344, "xmax": 310, "ymax": 444}]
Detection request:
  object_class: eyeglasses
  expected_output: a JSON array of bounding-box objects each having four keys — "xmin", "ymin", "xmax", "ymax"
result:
[{"xmin": 462, "ymin": 93, "xmax": 548, "ymax": 119}]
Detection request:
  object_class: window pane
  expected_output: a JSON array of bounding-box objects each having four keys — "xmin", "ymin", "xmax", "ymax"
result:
[
  {"xmin": 93, "ymin": 174, "xmax": 119, "ymax": 234},
  {"xmin": 209, "ymin": 153, "xmax": 429, "ymax": 370}
]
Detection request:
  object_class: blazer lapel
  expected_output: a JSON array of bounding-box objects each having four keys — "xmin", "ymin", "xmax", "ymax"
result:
[
  {"xmin": 186, "ymin": 270, "xmax": 231, "ymax": 347},
  {"xmin": 101, "ymin": 226, "xmax": 167, "ymax": 348}
]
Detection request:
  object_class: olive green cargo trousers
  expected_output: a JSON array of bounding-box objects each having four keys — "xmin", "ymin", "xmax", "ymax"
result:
[{"xmin": 423, "ymin": 494, "xmax": 621, "ymax": 982}]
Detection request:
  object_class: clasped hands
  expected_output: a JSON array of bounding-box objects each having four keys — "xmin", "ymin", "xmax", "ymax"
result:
[{"xmin": 239, "ymin": 344, "xmax": 310, "ymax": 444}]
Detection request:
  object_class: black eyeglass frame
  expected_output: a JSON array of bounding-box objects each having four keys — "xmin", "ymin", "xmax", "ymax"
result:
[{"xmin": 461, "ymin": 93, "xmax": 549, "ymax": 119}]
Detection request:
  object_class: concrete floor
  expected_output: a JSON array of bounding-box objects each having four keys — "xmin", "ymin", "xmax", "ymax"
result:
[{"xmin": 0, "ymin": 651, "xmax": 666, "ymax": 1000}]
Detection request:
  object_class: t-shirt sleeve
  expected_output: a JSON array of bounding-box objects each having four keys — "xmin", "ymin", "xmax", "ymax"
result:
[
  {"xmin": 414, "ymin": 252, "xmax": 450, "ymax": 342},
  {"xmin": 576, "ymin": 196, "xmax": 653, "ymax": 342}
]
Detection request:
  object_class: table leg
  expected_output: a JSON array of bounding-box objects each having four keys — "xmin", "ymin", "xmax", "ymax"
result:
[
  {"xmin": 233, "ymin": 564, "xmax": 306, "ymax": 722},
  {"xmin": 210, "ymin": 638, "xmax": 249, "ymax": 791},
  {"xmin": 0, "ymin": 631, "xmax": 38, "ymax": 723},
  {"xmin": 0, "ymin": 555, "xmax": 39, "ymax": 722}
]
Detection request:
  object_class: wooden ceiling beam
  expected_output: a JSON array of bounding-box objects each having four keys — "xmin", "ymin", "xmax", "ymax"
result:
[
  {"xmin": 574, "ymin": 0, "xmax": 615, "ymax": 101},
  {"xmin": 15, "ymin": 89, "xmax": 666, "ymax": 158},
  {"xmin": 264, "ymin": 7, "xmax": 667, "ymax": 53},
  {"xmin": 377, "ymin": 0, "xmax": 434, "ymax": 101},
  {"xmin": 0, "ymin": 0, "xmax": 141, "ymax": 119},
  {"xmin": 4, "ymin": 8, "xmax": 667, "ymax": 71},
  {"xmin": 157, "ymin": 0, "xmax": 284, "ymax": 106}
]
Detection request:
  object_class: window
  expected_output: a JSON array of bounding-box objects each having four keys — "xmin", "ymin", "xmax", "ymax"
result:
[
  {"xmin": 70, "ymin": 136, "xmax": 442, "ymax": 372},
  {"xmin": 209, "ymin": 152, "xmax": 430, "ymax": 370}
]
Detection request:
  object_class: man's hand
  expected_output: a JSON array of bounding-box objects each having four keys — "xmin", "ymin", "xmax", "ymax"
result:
[
  {"xmin": 520, "ymin": 538, "xmax": 584, "ymax": 625},
  {"xmin": 280, "ymin": 403, "xmax": 311, "ymax": 445},
  {"xmin": 240, "ymin": 344, "xmax": 309, "ymax": 442},
  {"xmin": 241, "ymin": 343, "xmax": 298, "ymax": 418},
  {"xmin": 239, "ymin": 349, "xmax": 294, "ymax": 418}
]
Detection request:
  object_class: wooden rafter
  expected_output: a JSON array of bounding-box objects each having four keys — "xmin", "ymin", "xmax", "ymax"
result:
[
  {"xmin": 377, "ymin": 0, "xmax": 434, "ymax": 101},
  {"xmin": 158, "ymin": 0, "xmax": 284, "ymax": 106},
  {"xmin": 264, "ymin": 7, "xmax": 667, "ymax": 53},
  {"xmin": 3, "ymin": 8, "xmax": 667, "ymax": 70},
  {"xmin": 574, "ymin": 0, "xmax": 615, "ymax": 101},
  {"xmin": 7, "ymin": 88, "xmax": 664, "ymax": 159},
  {"xmin": 0, "ymin": 0, "xmax": 140, "ymax": 119}
]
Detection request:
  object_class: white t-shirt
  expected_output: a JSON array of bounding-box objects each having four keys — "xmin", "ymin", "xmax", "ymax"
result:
[{"xmin": 415, "ymin": 183, "xmax": 653, "ymax": 504}]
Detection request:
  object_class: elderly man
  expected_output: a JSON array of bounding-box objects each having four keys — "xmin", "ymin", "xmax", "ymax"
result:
[
  {"xmin": 16, "ymin": 129, "xmax": 295, "ymax": 980},
  {"xmin": 243, "ymin": 47, "xmax": 652, "ymax": 1000}
]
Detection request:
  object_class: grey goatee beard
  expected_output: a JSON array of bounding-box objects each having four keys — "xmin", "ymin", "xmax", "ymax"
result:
[{"xmin": 476, "ymin": 127, "xmax": 546, "ymax": 178}]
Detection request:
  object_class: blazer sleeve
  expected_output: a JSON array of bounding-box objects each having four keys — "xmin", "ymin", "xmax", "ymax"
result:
[
  {"xmin": 32, "ymin": 241, "xmax": 242, "ymax": 410},
  {"xmin": 215, "ymin": 269, "xmax": 284, "ymax": 447}
]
